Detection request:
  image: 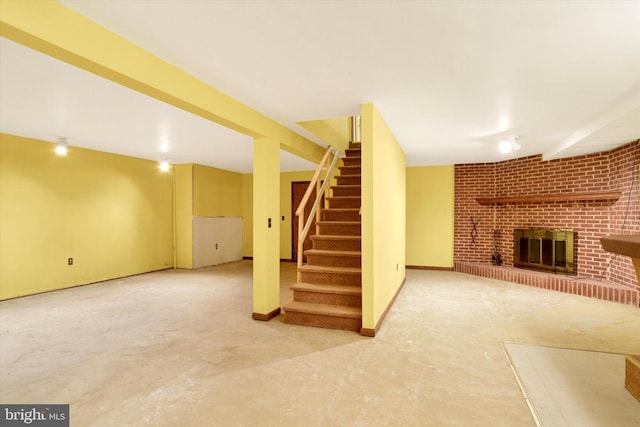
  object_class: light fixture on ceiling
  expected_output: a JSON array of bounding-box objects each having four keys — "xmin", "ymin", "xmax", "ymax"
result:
[
  {"xmin": 159, "ymin": 160, "xmax": 171, "ymax": 172},
  {"xmin": 498, "ymin": 136, "xmax": 521, "ymax": 154},
  {"xmin": 55, "ymin": 137, "xmax": 68, "ymax": 155}
]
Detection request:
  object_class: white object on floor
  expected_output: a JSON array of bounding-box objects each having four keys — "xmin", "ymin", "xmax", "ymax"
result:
[{"xmin": 504, "ymin": 342, "xmax": 640, "ymax": 427}]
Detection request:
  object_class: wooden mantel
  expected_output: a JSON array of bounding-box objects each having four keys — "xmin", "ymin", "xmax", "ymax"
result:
[
  {"xmin": 600, "ymin": 234, "xmax": 640, "ymax": 259},
  {"xmin": 476, "ymin": 191, "xmax": 621, "ymax": 205},
  {"xmin": 601, "ymin": 234, "xmax": 640, "ymax": 403},
  {"xmin": 600, "ymin": 233, "xmax": 640, "ymax": 290}
]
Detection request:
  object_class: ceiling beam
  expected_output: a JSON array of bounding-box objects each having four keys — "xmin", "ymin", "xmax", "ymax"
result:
[
  {"xmin": 0, "ymin": 0, "xmax": 325, "ymax": 164},
  {"xmin": 543, "ymin": 90, "xmax": 640, "ymax": 160}
]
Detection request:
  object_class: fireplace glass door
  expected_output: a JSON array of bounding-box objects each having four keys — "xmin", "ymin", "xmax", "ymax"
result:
[{"xmin": 514, "ymin": 228, "xmax": 576, "ymax": 274}]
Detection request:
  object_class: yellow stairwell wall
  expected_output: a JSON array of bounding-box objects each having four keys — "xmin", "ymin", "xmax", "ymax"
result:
[{"xmin": 361, "ymin": 104, "xmax": 407, "ymax": 331}]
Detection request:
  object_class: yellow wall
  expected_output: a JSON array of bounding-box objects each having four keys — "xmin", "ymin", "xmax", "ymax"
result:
[
  {"xmin": 242, "ymin": 174, "xmax": 253, "ymax": 257},
  {"xmin": 193, "ymin": 164, "xmax": 243, "ymax": 217},
  {"xmin": 0, "ymin": 134, "xmax": 173, "ymax": 300},
  {"xmin": 174, "ymin": 164, "xmax": 193, "ymax": 269},
  {"xmin": 406, "ymin": 166, "xmax": 454, "ymax": 268},
  {"xmin": 360, "ymin": 104, "xmax": 406, "ymax": 331}
]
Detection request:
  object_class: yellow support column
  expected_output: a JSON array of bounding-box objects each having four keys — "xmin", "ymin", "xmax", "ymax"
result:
[{"xmin": 252, "ymin": 137, "xmax": 281, "ymax": 320}]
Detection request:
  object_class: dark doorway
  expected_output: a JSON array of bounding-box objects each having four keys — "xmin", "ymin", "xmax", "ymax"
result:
[{"xmin": 291, "ymin": 181, "xmax": 323, "ymax": 262}]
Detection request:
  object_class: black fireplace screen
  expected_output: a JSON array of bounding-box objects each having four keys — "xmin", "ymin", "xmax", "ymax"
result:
[{"xmin": 514, "ymin": 228, "xmax": 576, "ymax": 274}]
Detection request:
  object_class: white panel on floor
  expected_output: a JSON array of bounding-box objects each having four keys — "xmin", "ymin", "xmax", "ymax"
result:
[
  {"xmin": 504, "ymin": 343, "xmax": 640, "ymax": 427},
  {"xmin": 192, "ymin": 216, "xmax": 243, "ymax": 268}
]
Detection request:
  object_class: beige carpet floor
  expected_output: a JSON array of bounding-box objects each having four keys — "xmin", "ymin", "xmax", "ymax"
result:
[{"xmin": 1, "ymin": 261, "xmax": 639, "ymax": 426}]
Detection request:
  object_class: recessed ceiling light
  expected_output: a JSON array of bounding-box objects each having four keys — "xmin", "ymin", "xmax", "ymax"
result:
[
  {"xmin": 55, "ymin": 137, "xmax": 68, "ymax": 155},
  {"xmin": 499, "ymin": 136, "xmax": 521, "ymax": 154}
]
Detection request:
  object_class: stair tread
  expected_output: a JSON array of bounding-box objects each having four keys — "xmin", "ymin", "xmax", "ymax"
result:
[
  {"xmin": 291, "ymin": 282, "xmax": 362, "ymax": 294},
  {"xmin": 283, "ymin": 301, "xmax": 362, "ymax": 318},
  {"xmin": 321, "ymin": 208, "xmax": 360, "ymax": 212},
  {"xmin": 317, "ymin": 220, "xmax": 361, "ymax": 225},
  {"xmin": 331, "ymin": 184, "xmax": 361, "ymax": 188},
  {"xmin": 299, "ymin": 264, "xmax": 361, "ymax": 274},
  {"xmin": 327, "ymin": 196, "xmax": 361, "ymax": 199},
  {"xmin": 304, "ymin": 249, "xmax": 361, "ymax": 257},
  {"xmin": 311, "ymin": 235, "xmax": 361, "ymax": 240}
]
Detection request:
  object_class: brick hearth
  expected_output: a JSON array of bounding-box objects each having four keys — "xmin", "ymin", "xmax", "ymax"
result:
[{"xmin": 455, "ymin": 262, "xmax": 639, "ymax": 306}]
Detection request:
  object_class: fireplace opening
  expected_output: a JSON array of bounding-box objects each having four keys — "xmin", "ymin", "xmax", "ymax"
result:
[{"xmin": 514, "ymin": 228, "xmax": 576, "ymax": 275}]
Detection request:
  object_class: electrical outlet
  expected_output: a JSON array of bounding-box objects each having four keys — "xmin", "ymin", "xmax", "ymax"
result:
[{"xmin": 68, "ymin": 257, "xmax": 73, "ymax": 265}]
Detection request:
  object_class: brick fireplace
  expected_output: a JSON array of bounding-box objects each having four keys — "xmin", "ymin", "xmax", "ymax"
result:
[{"xmin": 454, "ymin": 140, "xmax": 639, "ymax": 306}]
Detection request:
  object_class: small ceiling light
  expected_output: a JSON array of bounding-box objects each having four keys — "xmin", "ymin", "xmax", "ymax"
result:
[
  {"xmin": 159, "ymin": 160, "xmax": 171, "ymax": 172},
  {"xmin": 55, "ymin": 137, "xmax": 68, "ymax": 155},
  {"xmin": 498, "ymin": 136, "xmax": 521, "ymax": 154}
]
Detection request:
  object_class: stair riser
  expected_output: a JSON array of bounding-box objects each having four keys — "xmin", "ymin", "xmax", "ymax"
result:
[
  {"xmin": 322, "ymin": 210, "xmax": 361, "ymax": 221},
  {"xmin": 345, "ymin": 149, "xmax": 361, "ymax": 157},
  {"xmin": 350, "ymin": 142, "xmax": 362, "ymax": 149},
  {"xmin": 328, "ymin": 198, "xmax": 361, "ymax": 209},
  {"xmin": 306, "ymin": 254, "xmax": 361, "ymax": 268},
  {"xmin": 339, "ymin": 166, "xmax": 361, "ymax": 176},
  {"xmin": 342, "ymin": 157, "xmax": 361, "ymax": 167},
  {"xmin": 293, "ymin": 291, "xmax": 361, "ymax": 307},
  {"xmin": 332, "ymin": 186, "xmax": 361, "ymax": 197},
  {"xmin": 311, "ymin": 238, "xmax": 361, "ymax": 251},
  {"xmin": 284, "ymin": 311, "xmax": 361, "ymax": 332},
  {"xmin": 318, "ymin": 223, "xmax": 361, "ymax": 236},
  {"xmin": 336, "ymin": 176, "xmax": 361, "ymax": 186},
  {"xmin": 300, "ymin": 271, "xmax": 362, "ymax": 287}
]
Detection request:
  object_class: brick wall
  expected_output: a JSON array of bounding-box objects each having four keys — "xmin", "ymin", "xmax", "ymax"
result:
[{"xmin": 454, "ymin": 140, "xmax": 639, "ymax": 290}]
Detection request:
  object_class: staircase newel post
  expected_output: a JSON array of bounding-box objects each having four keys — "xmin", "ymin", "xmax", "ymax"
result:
[
  {"xmin": 315, "ymin": 175, "xmax": 322, "ymax": 236},
  {"xmin": 297, "ymin": 213, "xmax": 304, "ymax": 281}
]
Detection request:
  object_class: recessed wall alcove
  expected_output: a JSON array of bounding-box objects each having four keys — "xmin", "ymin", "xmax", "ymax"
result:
[{"xmin": 453, "ymin": 140, "xmax": 639, "ymax": 306}]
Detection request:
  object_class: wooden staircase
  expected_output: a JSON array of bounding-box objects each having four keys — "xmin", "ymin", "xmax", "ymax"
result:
[{"xmin": 283, "ymin": 142, "xmax": 362, "ymax": 332}]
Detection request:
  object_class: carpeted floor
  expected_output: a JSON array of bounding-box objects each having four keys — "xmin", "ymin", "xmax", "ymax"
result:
[{"xmin": 1, "ymin": 261, "xmax": 638, "ymax": 426}]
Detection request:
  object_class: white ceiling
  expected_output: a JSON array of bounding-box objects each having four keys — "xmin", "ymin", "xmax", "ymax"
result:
[{"xmin": 2, "ymin": 0, "xmax": 640, "ymax": 172}]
